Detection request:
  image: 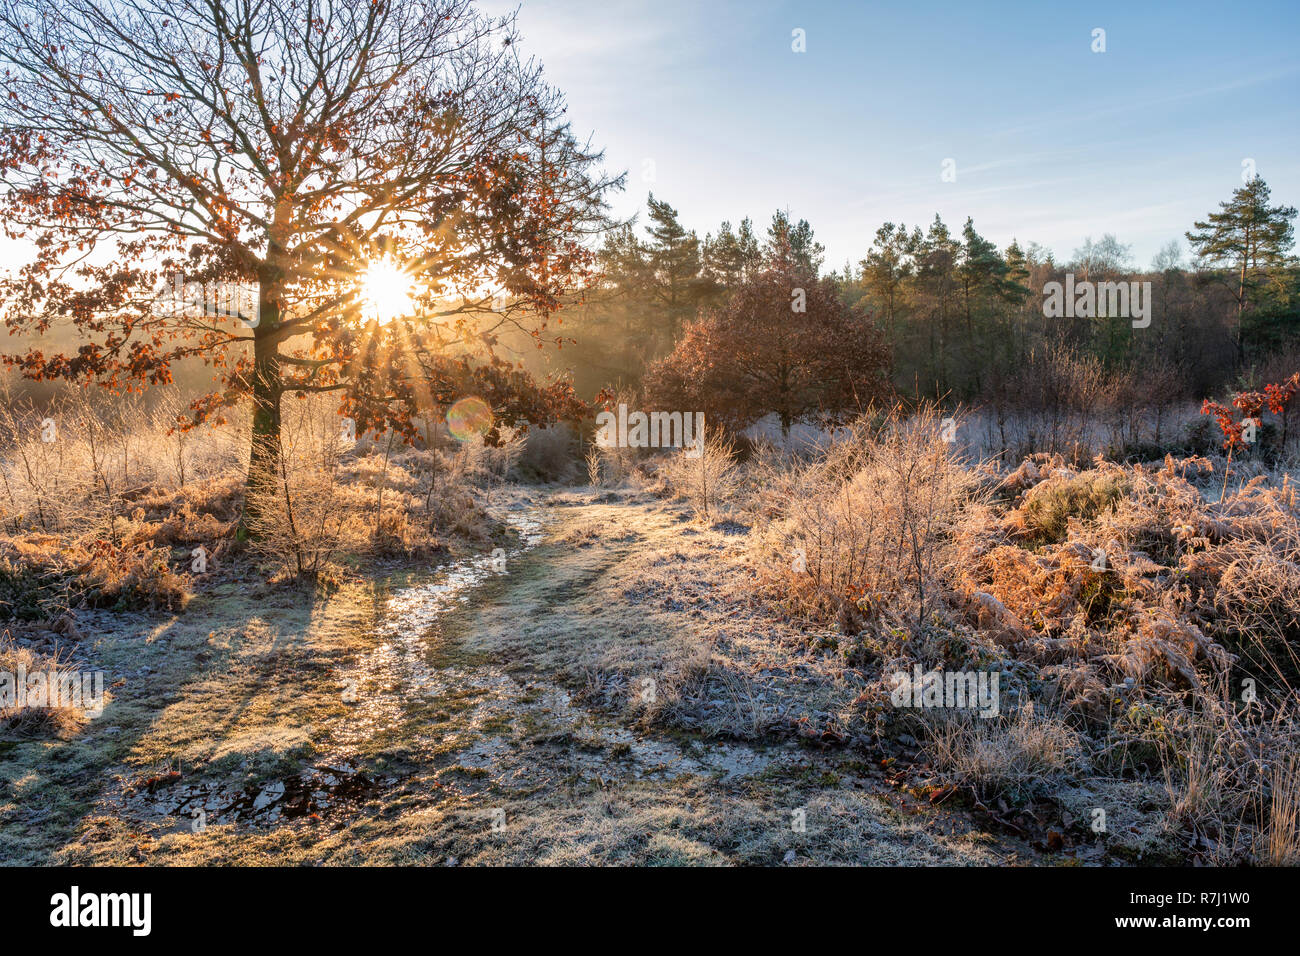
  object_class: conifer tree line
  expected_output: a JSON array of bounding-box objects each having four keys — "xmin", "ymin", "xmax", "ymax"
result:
[{"xmin": 554, "ymin": 179, "xmax": 1298, "ymax": 432}]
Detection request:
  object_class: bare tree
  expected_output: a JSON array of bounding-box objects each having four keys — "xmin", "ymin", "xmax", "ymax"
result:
[{"xmin": 0, "ymin": 0, "xmax": 619, "ymax": 530}]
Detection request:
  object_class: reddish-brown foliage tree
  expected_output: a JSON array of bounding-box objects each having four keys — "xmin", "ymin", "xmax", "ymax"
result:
[
  {"xmin": 0, "ymin": 0, "xmax": 618, "ymax": 527},
  {"xmin": 644, "ymin": 261, "xmax": 892, "ymax": 437}
]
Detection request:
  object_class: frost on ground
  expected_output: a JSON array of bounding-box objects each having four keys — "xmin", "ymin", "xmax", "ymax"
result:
[
  {"xmin": 0, "ymin": 485, "xmax": 1026, "ymax": 866},
  {"xmin": 6, "ymin": 398, "xmax": 1299, "ymax": 866}
]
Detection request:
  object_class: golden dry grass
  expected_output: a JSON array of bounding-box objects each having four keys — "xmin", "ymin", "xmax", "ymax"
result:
[
  {"xmin": 0, "ymin": 630, "xmax": 100, "ymax": 739},
  {"xmin": 0, "ymin": 385, "xmax": 515, "ymax": 606},
  {"xmin": 742, "ymin": 405, "xmax": 1300, "ymax": 862}
]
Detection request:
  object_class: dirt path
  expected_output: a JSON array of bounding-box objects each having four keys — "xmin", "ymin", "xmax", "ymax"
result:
[{"xmin": 3, "ymin": 485, "xmax": 1029, "ymax": 865}]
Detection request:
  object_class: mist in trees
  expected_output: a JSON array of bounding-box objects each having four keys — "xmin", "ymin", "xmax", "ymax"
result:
[{"xmin": 552, "ymin": 178, "xmax": 1297, "ymax": 441}]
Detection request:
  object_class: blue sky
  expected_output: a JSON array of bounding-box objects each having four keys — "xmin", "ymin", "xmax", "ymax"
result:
[{"xmin": 484, "ymin": 0, "xmax": 1300, "ymax": 270}]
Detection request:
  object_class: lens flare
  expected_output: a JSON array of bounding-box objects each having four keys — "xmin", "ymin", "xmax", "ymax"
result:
[{"xmin": 447, "ymin": 396, "xmax": 492, "ymax": 442}]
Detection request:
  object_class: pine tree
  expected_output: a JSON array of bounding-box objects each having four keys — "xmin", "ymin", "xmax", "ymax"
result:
[
  {"xmin": 764, "ymin": 209, "xmax": 825, "ymax": 275},
  {"xmin": 859, "ymin": 222, "xmax": 915, "ymax": 352},
  {"xmin": 1004, "ymin": 240, "xmax": 1031, "ymax": 295},
  {"xmin": 703, "ymin": 220, "xmax": 752, "ymax": 291},
  {"xmin": 1186, "ymin": 177, "xmax": 1297, "ymax": 363},
  {"xmin": 957, "ymin": 218, "xmax": 1025, "ymax": 393},
  {"xmin": 645, "ymin": 193, "xmax": 710, "ymax": 346},
  {"xmin": 912, "ymin": 215, "xmax": 961, "ymax": 395}
]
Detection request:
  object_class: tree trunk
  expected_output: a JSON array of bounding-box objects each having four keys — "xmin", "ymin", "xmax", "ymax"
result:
[
  {"xmin": 239, "ymin": 278, "xmax": 284, "ymax": 538},
  {"xmin": 778, "ymin": 362, "xmax": 792, "ymax": 441},
  {"xmin": 1235, "ymin": 225, "xmax": 1251, "ymax": 368},
  {"xmin": 1236, "ymin": 258, "xmax": 1247, "ymax": 367}
]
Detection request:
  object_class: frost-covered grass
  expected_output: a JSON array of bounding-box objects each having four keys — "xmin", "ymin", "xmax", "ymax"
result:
[
  {"xmin": 739, "ymin": 407, "xmax": 1300, "ymax": 864},
  {"xmin": 6, "ymin": 386, "xmax": 1298, "ymax": 866}
]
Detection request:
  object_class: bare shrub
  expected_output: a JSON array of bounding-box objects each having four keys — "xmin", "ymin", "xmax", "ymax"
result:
[
  {"xmin": 1004, "ymin": 344, "xmax": 1108, "ymax": 464},
  {"xmin": 151, "ymin": 389, "xmax": 199, "ymax": 488},
  {"xmin": 0, "ymin": 389, "xmax": 86, "ymax": 534},
  {"xmin": 754, "ymin": 405, "xmax": 983, "ymax": 627},
  {"xmin": 596, "ymin": 441, "xmax": 635, "ymax": 486},
  {"xmin": 242, "ymin": 394, "xmax": 500, "ymax": 575},
  {"xmin": 244, "ymin": 414, "xmax": 369, "ymax": 581},
  {"xmin": 658, "ymin": 422, "xmax": 740, "ymax": 521},
  {"xmin": 438, "ymin": 427, "xmax": 525, "ymax": 485}
]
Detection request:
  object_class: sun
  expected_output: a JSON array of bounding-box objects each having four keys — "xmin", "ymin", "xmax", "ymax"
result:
[{"xmin": 359, "ymin": 259, "xmax": 415, "ymax": 325}]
